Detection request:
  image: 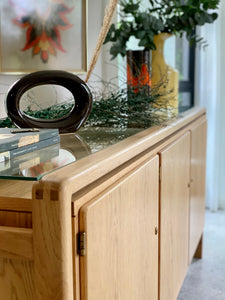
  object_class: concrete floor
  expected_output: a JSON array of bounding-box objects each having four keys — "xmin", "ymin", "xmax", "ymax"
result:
[{"xmin": 177, "ymin": 209, "xmax": 225, "ymax": 300}]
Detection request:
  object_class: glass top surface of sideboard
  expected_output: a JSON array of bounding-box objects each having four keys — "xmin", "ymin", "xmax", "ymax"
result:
[{"xmin": 0, "ymin": 127, "xmax": 144, "ymax": 181}]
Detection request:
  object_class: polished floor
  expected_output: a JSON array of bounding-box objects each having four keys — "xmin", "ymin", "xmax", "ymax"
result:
[{"xmin": 177, "ymin": 209, "xmax": 225, "ymax": 300}]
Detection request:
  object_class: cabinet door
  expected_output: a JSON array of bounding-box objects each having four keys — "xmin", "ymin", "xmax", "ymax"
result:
[
  {"xmin": 79, "ymin": 156, "xmax": 159, "ymax": 300},
  {"xmin": 159, "ymin": 133, "xmax": 190, "ymax": 300},
  {"xmin": 189, "ymin": 120, "xmax": 207, "ymax": 262}
]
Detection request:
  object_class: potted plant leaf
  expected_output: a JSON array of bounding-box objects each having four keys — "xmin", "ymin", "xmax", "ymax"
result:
[
  {"xmin": 104, "ymin": 0, "xmax": 220, "ymax": 115},
  {"xmin": 147, "ymin": 0, "xmax": 220, "ymax": 116}
]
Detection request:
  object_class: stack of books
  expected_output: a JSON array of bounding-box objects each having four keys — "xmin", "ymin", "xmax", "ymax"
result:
[
  {"xmin": 0, "ymin": 128, "xmax": 60, "ymax": 163},
  {"xmin": 0, "ymin": 142, "xmax": 60, "ymax": 176}
]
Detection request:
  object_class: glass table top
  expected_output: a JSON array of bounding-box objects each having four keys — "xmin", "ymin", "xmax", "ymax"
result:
[{"xmin": 0, "ymin": 127, "xmax": 144, "ymax": 181}]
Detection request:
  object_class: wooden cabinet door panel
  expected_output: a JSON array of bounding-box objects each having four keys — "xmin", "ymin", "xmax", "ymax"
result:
[
  {"xmin": 79, "ymin": 156, "xmax": 159, "ymax": 300},
  {"xmin": 0, "ymin": 258, "xmax": 34, "ymax": 300},
  {"xmin": 189, "ymin": 120, "xmax": 207, "ymax": 262},
  {"xmin": 159, "ymin": 133, "xmax": 190, "ymax": 300}
]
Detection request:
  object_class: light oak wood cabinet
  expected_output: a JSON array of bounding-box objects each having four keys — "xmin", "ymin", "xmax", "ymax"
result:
[
  {"xmin": 79, "ymin": 156, "xmax": 159, "ymax": 300},
  {"xmin": 0, "ymin": 107, "xmax": 207, "ymax": 300},
  {"xmin": 189, "ymin": 120, "xmax": 207, "ymax": 262},
  {"xmin": 159, "ymin": 133, "xmax": 190, "ymax": 300}
]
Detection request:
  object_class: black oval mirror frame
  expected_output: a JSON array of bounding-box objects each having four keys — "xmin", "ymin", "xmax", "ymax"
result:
[{"xmin": 6, "ymin": 70, "xmax": 93, "ymax": 133}]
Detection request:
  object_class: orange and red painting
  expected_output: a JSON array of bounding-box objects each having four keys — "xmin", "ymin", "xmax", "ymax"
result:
[
  {"xmin": 10, "ymin": 0, "xmax": 74, "ymax": 63},
  {"xmin": 0, "ymin": 0, "xmax": 87, "ymax": 73}
]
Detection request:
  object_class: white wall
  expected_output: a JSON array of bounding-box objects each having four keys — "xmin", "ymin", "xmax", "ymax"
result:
[
  {"xmin": 195, "ymin": 2, "xmax": 225, "ymax": 210},
  {"xmin": 0, "ymin": 75, "xmax": 21, "ymax": 118},
  {"xmin": 217, "ymin": 1, "xmax": 225, "ymax": 210}
]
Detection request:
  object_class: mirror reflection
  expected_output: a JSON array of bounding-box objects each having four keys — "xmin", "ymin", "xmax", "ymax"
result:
[{"xmin": 20, "ymin": 84, "xmax": 75, "ymax": 121}]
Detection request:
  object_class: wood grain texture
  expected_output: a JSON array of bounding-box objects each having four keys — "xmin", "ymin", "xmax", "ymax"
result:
[
  {"xmin": 159, "ymin": 133, "xmax": 190, "ymax": 300},
  {"xmin": 0, "ymin": 210, "xmax": 32, "ymax": 228},
  {"xmin": 0, "ymin": 180, "xmax": 33, "ymax": 199},
  {"xmin": 0, "ymin": 226, "xmax": 33, "ymax": 260},
  {"xmin": 32, "ymin": 182, "xmax": 74, "ymax": 300},
  {"xmin": 0, "ymin": 197, "xmax": 32, "ymax": 212},
  {"xmin": 72, "ymin": 216, "xmax": 80, "ymax": 300},
  {"xmin": 0, "ymin": 258, "xmax": 34, "ymax": 300},
  {"xmin": 79, "ymin": 156, "xmax": 159, "ymax": 300},
  {"xmin": 189, "ymin": 120, "xmax": 207, "ymax": 262},
  {"xmin": 72, "ymin": 151, "xmax": 158, "ymax": 216},
  {"xmin": 72, "ymin": 115, "xmax": 205, "ymax": 217}
]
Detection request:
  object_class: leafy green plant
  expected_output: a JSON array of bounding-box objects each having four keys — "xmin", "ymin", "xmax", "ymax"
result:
[
  {"xmin": 0, "ymin": 102, "xmax": 74, "ymax": 128},
  {"xmin": 0, "ymin": 117, "xmax": 14, "ymax": 128},
  {"xmin": 151, "ymin": 0, "xmax": 219, "ymax": 44},
  {"xmin": 84, "ymin": 81, "xmax": 175, "ymax": 129},
  {"xmin": 104, "ymin": 0, "xmax": 220, "ymax": 59},
  {"xmin": 24, "ymin": 102, "xmax": 74, "ymax": 120},
  {"xmin": 104, "ymin": 0, "xmax": 164, "ymax": 59}
]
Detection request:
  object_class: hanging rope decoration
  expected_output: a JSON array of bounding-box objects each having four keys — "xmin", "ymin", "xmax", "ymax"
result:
[{"xmin": 85, "ymin": 0, "xmax": 118, "ymax": 82}]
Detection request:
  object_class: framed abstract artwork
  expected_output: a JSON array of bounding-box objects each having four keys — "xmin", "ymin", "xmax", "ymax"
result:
[{"xmin": 0, "ymin": 0, "xmax": 87, "ymax": 74}]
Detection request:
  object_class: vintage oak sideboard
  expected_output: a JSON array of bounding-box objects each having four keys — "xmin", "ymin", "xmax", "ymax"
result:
[{"xmin": 0, "ymin": 107, "xmax": 206, "ymax": 300}]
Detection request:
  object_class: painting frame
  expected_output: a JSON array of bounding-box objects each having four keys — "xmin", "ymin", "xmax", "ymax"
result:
[{"xmin": 0, "ymin": 0, "xmax": 87, "ymax": 75}]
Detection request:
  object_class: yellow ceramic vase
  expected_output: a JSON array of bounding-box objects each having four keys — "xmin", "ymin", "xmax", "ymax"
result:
[{"xmin": 151, "ymin": 33, "xmax": 179, "ymax": 117}]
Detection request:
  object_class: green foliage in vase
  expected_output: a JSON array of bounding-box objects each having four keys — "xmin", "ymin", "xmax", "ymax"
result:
[
  {"xmin": 104, "ymin": 0, "xmax": 220, "ymax": 59},
  {"xmin": 84, "ymin": 83, "xmax": 175, "ymax": 129},
  {"xmin": 151, "ymin": 0, "xmax": 219, "ymax": 44},
  {"xmin": 104, "ymin": 0, "xmax": 164, "ymax": 59}
]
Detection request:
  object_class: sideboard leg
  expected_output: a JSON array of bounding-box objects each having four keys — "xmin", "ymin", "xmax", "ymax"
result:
[
  {"xmin": 194, "ymin": 234, "xmax": 203, "ymax": 259},
  {"xmin": 32, "ymin": 182, "xmax": 74, "ymax": 300}
]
